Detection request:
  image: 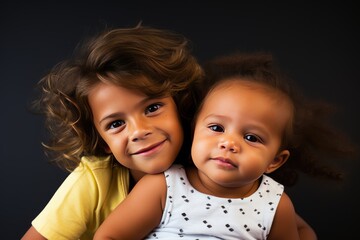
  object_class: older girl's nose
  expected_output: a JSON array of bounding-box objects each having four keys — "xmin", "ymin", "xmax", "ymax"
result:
[{"xmin": 128, "ymin": 118, "xmax": 152, "ymax": 142}]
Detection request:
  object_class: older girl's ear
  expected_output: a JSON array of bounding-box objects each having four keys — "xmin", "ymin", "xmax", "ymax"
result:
[{"xmin": 104, "ymin": 144, "xmax": 112, "ymax": 154}]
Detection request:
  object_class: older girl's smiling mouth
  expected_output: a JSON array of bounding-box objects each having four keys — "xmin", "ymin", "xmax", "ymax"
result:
[{"xmin": 130, "ymin": 139, "xmax": 167, "ymax": 156}]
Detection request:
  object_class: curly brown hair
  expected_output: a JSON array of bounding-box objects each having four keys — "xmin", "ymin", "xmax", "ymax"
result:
[
  {"xmin": 199, "ymin": 52, "xmax": 357, "ymax": 186},
  {"xmin": 32, "ymin": 25, "xmax": 204, "ymax": 171}
]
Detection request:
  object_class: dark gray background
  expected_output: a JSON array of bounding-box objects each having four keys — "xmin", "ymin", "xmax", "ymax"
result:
[{"xmin": 1, "ymin": 1, "xmax": 359, "ymax": 239}]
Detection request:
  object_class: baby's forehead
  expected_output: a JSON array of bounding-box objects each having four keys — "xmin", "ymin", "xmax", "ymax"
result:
[
  {"xmin": 203, "ymin": 78, "xmax": 294, "ymax": 115},
  {"xmin": 207, "ymin": 79, "xmax": 275, "ymax": 99},
  {"xmin": 200, "ymin": 78, "xmax": 294, "ymax": 130},
  {"xmin": 211, "ymin": 78, "xmax": 272, "ymax": 91}
]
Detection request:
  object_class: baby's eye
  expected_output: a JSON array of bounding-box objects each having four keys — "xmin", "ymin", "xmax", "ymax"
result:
[
  {"xmin": 209, "ymin": 124, "xmax": 224, "ymax": 132},
  {"xmin": 145, "ymin": 103, "xmax": 163, "ymax": 115},
  {"xmin": 244, "ymin": 134, "xmax": 262, "ymax": 143},
  {"xmin": 108, "ymin": 120, "xmax": 125, "ymax": 129}
]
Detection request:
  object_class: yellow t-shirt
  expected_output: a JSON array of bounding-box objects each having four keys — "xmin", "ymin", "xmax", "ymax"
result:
[{"xmin": 32, "ymin": 155, "xmax": 129, "ymax": 240}]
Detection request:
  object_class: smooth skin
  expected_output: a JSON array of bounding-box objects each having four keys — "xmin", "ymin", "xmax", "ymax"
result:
[
  {"xmin": 23, "ymin": 80, "xmax": 316, "ymax": 240},
  {"xmin": 94, "ymin": 79, "xmax": 301, "ymax": 240},
  {"xmin": 22, "ymin": 79, "xmax": 183, "ymax": 240},
  {"xmin": 88, "ymin": 78, "xmax": 184, "ymax": 181}
]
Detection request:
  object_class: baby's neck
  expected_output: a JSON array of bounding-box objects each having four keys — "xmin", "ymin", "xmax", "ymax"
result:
[{"xmin": 186, "ymin": 167, "xmax": 260, "ymax": 199}]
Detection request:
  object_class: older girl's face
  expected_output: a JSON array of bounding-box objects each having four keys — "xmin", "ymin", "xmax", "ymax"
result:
[{"xmin": 88, "ymin": 78, "xmax": 183, "ymax": 181}]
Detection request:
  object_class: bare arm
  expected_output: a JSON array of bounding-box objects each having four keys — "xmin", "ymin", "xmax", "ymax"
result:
[
  {"xmin": 268, "ymin": 192, "xmax": 300, "ymax": 240},
  {"xmin": 296, "ymin": 213, "xmax": 317, "ymax": 240},
  {"xmin": 94, "ymin": 173, "xmax": 167, "ymax": 240},
  {"xmin": 21, "ymin": 226, "xmax": 47, "ymax": 240}
]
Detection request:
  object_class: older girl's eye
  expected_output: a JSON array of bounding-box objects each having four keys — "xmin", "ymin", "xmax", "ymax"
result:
[
  {"xmin": 108, "ymin": 120, "xmax": 125, "ymax": 129},
  {"xmin": 244, "ymin": 134, "xmax": 262, "ymax": 143},
  {"xmin": 209, "ymin": 124, "xmax": 224, "ymax": 132},
  {"xmin": 145, "ymin": 103, "xmax": 163, "ymax": 115}
]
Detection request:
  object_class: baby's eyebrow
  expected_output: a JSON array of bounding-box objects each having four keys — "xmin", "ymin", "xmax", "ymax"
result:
[{"xmin": 203, "ymin": 114, "xmax": 231, "ymax": 121}]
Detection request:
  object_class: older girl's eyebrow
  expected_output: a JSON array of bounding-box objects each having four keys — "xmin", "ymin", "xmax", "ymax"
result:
[
  {"xmin": 98, "ymin": 96, "xmax": 158, "ymax": 125},
  {"xmin": 99, "ymin": 112, "xmax": 124, "ymax": 125}
]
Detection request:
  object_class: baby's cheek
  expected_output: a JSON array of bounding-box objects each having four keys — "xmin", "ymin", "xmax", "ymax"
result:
[{"xmin": 191, "ymin": 138, "xmax": 209, "ymax": 162}]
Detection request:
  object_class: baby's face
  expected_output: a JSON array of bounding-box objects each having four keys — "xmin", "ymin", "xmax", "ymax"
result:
[
  {"xmin": 88, "ymin": 80, "xmax": 183, "ymax": 181},
  {"xmin": 191, "ymin": 79, "xmax": 291, "ymax": 190}
]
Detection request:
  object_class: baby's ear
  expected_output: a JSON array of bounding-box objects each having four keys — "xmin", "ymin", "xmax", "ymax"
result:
[{"xmin": 265, "ymin": 150, "xmax": 290, "ymax": 174}]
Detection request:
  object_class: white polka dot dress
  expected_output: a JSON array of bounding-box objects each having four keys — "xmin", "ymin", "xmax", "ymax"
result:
[{"xmin": 146, "ymin": 165, "xmax": 284, "ymax": 240}]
